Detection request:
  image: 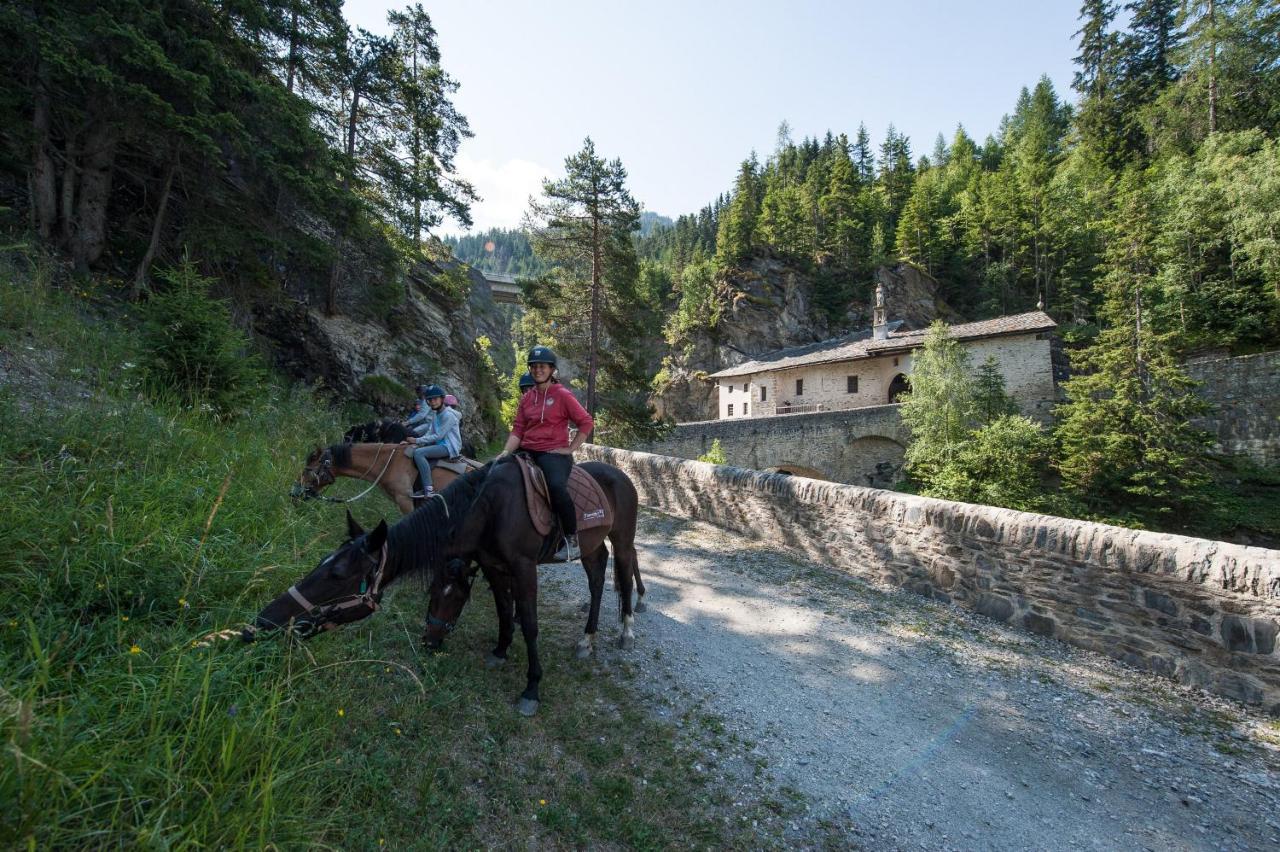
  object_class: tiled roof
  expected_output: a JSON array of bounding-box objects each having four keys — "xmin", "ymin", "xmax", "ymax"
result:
[{"xmin": 707, "ymin": 311, "xmax": 1057, "ymax": 379}]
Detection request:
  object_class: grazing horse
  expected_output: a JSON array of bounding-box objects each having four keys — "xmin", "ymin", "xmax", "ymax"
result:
[
  {"xmin": 255, "ymin": 457, "xmax": 643, "ymax": 717},
  {"xmin": 422, "ymin": 456, "xmax": 641, "ymax": 716},
  {"xmin": 343, "ymin": 420, "xmax": 410, "ymax": 444},
  {"xmin": 248, "ymin": 466, "xmax": 492, "ymax": 640},
  {"xmin": 291, "ymin": 442, "xmax": 468, "ymax": 515}
]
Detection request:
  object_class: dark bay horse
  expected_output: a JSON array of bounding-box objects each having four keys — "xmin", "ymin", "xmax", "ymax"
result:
[
  {"xmin": 292, "ymin": 442, "xmax": 472, "ymax": 515},
  {"xmin": 247, "ymin": 465, "xmax": 491, "ymax": 639},
  {"xmin": 343, "ymin": 420, "xmax": 410, "ymax": 444},
  {"xmin": 253, "ymin": 457, "xmax": 643, "ymax": 716},
  {"xmin": 422, "ymin": 457, "xmax": 641, "ymax": 715}
]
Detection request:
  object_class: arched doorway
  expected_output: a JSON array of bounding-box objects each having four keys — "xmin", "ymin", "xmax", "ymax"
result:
[{"xmin": 888, "ymin": 373, "xmax": 911, "ymax": 403}]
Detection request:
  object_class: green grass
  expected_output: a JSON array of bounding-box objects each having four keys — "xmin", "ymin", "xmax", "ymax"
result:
[{"xmin": 0, "ymin": 253, "xmax": 806, "ymax": 848}]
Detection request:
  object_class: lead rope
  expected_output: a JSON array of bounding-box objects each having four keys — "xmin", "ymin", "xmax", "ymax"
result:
[{"xmin": 316, "ymin": 445, "xmax": 398, "ymax": 505}]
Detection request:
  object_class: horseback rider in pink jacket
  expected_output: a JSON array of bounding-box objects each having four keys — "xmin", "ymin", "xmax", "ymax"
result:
[{"xmin": 498, "ymin": 346, "xmax": 593, "ymax": 561}]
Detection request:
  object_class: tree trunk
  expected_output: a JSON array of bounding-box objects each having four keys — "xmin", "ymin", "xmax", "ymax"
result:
[
  {"xmin": 71, "ymin": 120, "xmax": 117, "ymax": 273},
  {"xmin": 1207, "ymin": 0, "xmax": 1218, "ymax": 134},
  {"xmin": 588, "ymin": 206, "xmax": 601, "ymax": 417},
  {"xmin": 132, "ymin": 153, "xmax": 178, "ymax": 300},
  {"xmin": 286, "ymin": 7, "xmax": 299, "ymax": 94},
  {"xmin": 59, "ymin": 132, "xmax": 79, "ymax": 248},
  {"xmin": 325, "ymin": 90, "xmax": 360, "ymax": 316},
  {"xmin": 31, "ymin": 65, "xmax": 58, "ymax": 242},
  {"xmin": 326, "ymin": 237, "xmax": 343, "ymax": 315}
]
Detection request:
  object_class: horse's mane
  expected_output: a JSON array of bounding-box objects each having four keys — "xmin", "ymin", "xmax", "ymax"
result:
[{"xmin": 385, "ymin": 463, "xmax": 493, "ymax": 582}]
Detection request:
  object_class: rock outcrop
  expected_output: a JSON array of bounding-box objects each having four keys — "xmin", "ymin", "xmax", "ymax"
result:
[{"xmin": 252, "ymin": 253, "xmax": 507, "ymax": 444}]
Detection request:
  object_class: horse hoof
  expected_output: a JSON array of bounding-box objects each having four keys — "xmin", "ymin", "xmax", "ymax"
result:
[
  {"xmin": 575, "ymin": 640, "xmax": 594, "ymax": 660},
  {"xmin": 517, "ymin": 698, "xmax": 539, "ymax": 717},
  {"xmin": 484, "ymin": 653, "xmax": 507, "ymax": 669},
  {"xmin": 634, "ymin": 600, "xmax": 647, "ymax": 613},
  {"xmin": 619, "ymin": 634, "xmax": 635, "ymax": 651}
]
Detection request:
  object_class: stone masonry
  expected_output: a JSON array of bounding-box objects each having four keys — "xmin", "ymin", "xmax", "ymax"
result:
[
  {"xmin": 1186, "ymin": 350, "xmax": 1280, "ymax": 465},
  {"xmin": 582, "ymin": 445, "xmax": 1280, "ymax": 713},
  {"xmin": 641, "ymin": 403, "xmax": 911, "ymax": 486}
]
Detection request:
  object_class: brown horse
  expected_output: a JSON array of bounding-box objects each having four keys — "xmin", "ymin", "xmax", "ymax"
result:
[
  {"xmin": 291, "ymin": 442, "xmax": 473, "ymax": 514},
  {"xmin": 422, "ymin": 456, "xmax": 641, "ymax": 716}
]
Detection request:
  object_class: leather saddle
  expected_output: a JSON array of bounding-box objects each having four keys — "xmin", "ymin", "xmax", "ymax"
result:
[{"xmin": 513, "ymin": 454, "xmax": 611, "ymax": 538}]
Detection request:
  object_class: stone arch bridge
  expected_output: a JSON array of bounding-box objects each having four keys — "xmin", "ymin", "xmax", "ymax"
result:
[{"xmin": 639, "ymin": 403, "xmax": 910, "ymax": 487}]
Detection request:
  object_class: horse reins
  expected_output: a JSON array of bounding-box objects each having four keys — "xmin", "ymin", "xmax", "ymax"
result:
[
  {"xmin": 286, "ymin": 542, "xmax": 390, "ymax": 632},
  {"xmin": 302, "ymin": 444, "xmax": 399, "ymax": 505}
]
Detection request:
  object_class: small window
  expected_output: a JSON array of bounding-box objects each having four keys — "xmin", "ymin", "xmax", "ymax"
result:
[
  {"xmin": 796, "ymin": 379, "xmax": 804, "ymax": 396},
  {"xmin": 893, "ymin": 357, "xmax": 899, "ymax": 367},
  {"xmin": 761, "ymin": 386, "xmax": 767, "ymax": 402},
  {"xmin": 847, "ymin": 375, "xmax": 859, "ymax": 394},
  {"xmin": 744, "ymin": 402, "xmax": 749, "ymax": 415},
  {"xmin": 743, "ymin": 383, "xmax": 748, "ymax": 392},
  {"xmin": 727, "ymin": 403, "xmax": 734, "ymax": 416}
]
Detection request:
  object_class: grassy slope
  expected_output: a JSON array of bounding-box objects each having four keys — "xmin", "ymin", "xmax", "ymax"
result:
[{"xmin": 0, "ymin": 255, "xmax": 811, "ymax": 849}]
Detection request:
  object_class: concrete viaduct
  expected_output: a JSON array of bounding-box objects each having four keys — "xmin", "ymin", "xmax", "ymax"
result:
[{"xmin": 638, "ymin": 403, "xmax": 911, "ymax": 487}]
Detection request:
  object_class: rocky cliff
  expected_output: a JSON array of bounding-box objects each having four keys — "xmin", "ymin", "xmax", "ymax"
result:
[
  {"xmin": 653, "ymin": 255, "xmax": 957, "ymax": 423},
  {"xmin": 252, "ymin": 252, "xmax": 509, "ymax": 444}
]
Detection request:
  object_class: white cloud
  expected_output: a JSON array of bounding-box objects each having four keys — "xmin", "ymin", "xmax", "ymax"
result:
[{"xmin": 445, "ymin": 154, "xmax": 554, "ymax": 236}]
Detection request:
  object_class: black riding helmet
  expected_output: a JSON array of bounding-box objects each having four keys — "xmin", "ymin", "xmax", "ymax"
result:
[
  {"xmin": 422, "ymin": 384, "xmax": 446, "ymax": 400},
  {"xmin": 518, "ymin": 372, "xmax": 535, "ymax": 391},
  {"xmin": 526, "ymin": 346, "xmax": 557, "ymax": 368}
]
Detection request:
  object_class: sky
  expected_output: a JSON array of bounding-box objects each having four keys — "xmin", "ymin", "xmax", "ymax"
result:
[{"xmin": 345, "ymin": 0, "xmax": 1083, "ymax": 236}]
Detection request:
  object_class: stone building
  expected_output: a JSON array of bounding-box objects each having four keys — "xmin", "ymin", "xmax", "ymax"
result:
[{"xmin": 708, "ymin": 284, "xmax": 1059, "ymax": 421}]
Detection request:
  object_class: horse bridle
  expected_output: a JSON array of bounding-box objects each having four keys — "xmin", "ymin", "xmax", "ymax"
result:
[
  {"xmin": 425, "ymin": 559, "xmax": 476, "ymax": 635},
  {"xmin": 293, "ymin": 451, "xmax": 336, "ymax": 499},
  {"xmin": 285, "ymin": 542, "xmax": 390, "ymax": 636}
]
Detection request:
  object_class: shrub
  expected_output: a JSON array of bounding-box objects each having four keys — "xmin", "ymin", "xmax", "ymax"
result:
[
  {"xmin": 138, "ymin": 259, "xmax": 262, "ymax": 416},
  {"xmin": 698, "ymin": 438, "xmax": 727, "ymax": 465},
  {"xmin": 924, "ymin": 415, "xmax": 1056, "ymax": 512},
  {"xmin": 358, "ymin": 374, "xmax": 414, "ymax": 410}
]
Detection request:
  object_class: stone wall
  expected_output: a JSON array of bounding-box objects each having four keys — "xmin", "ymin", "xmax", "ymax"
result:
[
  {"xmin": 641, "ymin": 404, "xmax": 911, "ymax": 486},
  {"xmin": 1185, "ymin": 350, "xmax": 1280, "ymax": 466},
  {"xmin": 582, "ymin": 445, "xmax": 1280, "ymax": 712}
]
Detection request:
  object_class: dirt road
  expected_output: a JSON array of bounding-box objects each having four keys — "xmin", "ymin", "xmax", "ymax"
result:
[{"xmin": 544, "ymin": 510, "xmax": 1280, "ymax": 851}]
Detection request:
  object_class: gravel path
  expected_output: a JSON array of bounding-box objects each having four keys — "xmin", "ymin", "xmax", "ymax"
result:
[{"xmin": 542, "ymin": 510, "xmax": 1280, "ymax": 851}]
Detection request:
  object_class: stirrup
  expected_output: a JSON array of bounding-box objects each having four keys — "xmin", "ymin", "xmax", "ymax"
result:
[{"xmin": 554, "ymin": 535, "xmax": 580, "ymax": 562}]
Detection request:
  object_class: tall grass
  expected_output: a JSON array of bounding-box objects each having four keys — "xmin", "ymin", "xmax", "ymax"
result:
[{"xmin": 1, "ymin": 253, "xmax": 809, "ymax": 848}]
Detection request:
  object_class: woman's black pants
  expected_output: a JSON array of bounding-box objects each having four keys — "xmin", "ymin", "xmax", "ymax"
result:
[{"xmin": 526, "ymin": 449, "xmax": 576, "ymax": 535}]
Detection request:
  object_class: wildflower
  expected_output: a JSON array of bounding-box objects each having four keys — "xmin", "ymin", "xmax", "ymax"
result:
[
  {"xmin": 121, "ymin": 616, "xmax": 129, "ymax": 622},
  {"xmin": 539, "ymin": 799, "xmax": 547, "ymax": 806},
  {"xmin": 394, "ymin": 728, "xmax": 402, "ymax": 736},
  {"xmin": 178, "ymin": 598, "xmax": 189, "ymax": 609},
  {"xmin": 9, "ymin": 620, "xmax": 18, "ymax": 628},
  {"xmin": 129, "ymin": 645, "xmax": 142, "ymax": 654},
  {"xmin": 228, "ymin": 704, "xmax": 239, "ymax": 718},
  {"xmin": 337, "ymin": 708, "xmax": 345, "ymax": 717}
]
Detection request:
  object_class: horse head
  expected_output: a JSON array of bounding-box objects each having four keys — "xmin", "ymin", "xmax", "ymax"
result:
[
  {"xmin": 291, "ymin": 446, "xmax": 335, "ymax": 499},
  {"xmin": 423, "ymin": 557, "xmax": 478, "ymax": 650},
  {"xmin": 244, "ymin": 511, "xmax": 389, "ymax": 641}
]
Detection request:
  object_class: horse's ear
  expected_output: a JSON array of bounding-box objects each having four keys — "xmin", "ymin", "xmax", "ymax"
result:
[
  {"xmin": 367, "ymin": 519, "xmax": 388, "ymax": 552},
  {"xmin": 345, "ymin": 510, "xmax": 364, "ymax": 540}
]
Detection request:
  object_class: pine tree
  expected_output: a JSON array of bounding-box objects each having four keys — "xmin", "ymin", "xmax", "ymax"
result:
[
  {"xmin": 1055, "ymin": 171, "xmax": 1213, "ymax": 523},
  {"xmin": 714, "ymin": 155, "xmax": 761, "ymax": 267},
  {"xmin": 527, "ymin": 137, "xmax": 642, "ymax": 418}
]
